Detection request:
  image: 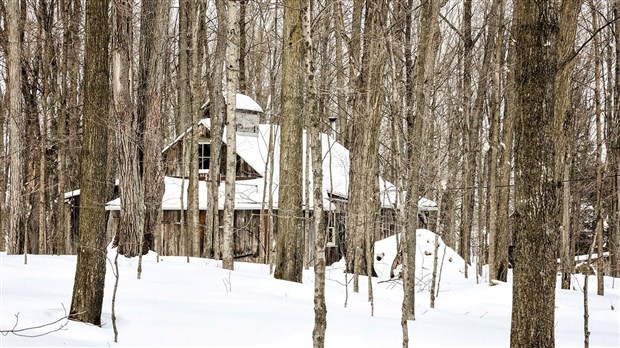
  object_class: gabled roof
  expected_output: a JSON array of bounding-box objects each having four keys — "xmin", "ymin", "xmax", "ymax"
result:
[{"xmin": 200, "ymin": 93, "xmax": 264, "ymax": 114}]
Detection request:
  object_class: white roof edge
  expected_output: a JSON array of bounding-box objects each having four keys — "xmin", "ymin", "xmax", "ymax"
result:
[{"xmin": 200, "ymin": 93, "xmax": 263, "ymax": 113}]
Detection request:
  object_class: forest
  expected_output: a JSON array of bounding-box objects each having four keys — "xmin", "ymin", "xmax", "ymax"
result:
[{"xmin": 0, "ymin": 0, "xmax": 619, "ymax": 347}]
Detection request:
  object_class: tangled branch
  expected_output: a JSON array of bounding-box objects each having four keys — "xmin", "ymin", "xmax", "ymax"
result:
[{"xmin": 0, "ymin": 304, "xmax": 71, "ymax": 338}]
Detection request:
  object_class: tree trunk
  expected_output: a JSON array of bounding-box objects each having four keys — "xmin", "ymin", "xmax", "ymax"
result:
[
  {"xmin": 138, "ymin": 0, "xmax": 168, "ymax": 256},
  {"xmin": 459, "ymin": 0, "xmax": 473, "ymax": 278},
  {"xmin": 346, "ymin": 0, "xmax": 387, "ymax": 294},
  {"xmin": 612, "ymin": 0, "xmax": 620, "ymax": 278},
  {"xmin": 496, "ymin": 18, "xmax": 516, "ymax": 283},
  {"xmin": 222, "ymin": 0, "xmax": 239, "ymax": 270},
  {"xmin": 238, "ymin": 0, "xmax": 247, "ymax": 94},
  {"xmin": 274, "ymin": 0, "xmax": 304, "ymax": 283},
  {"xmin": 69, "ymin": 0, "xmax": 110, "ymax": 325},
  {"xmin": 610, "ymin": 0, "xmax": 620, "ymax": 277},
  {"xmin": 590, "ymin": 4, "xmax": 605, "ymax": 296},
  {"xmin": 206, "ymin": 0, "xmax": 227, "ymax": 260},
  {"xmin": 510, "ymin": 0, "xmax": 580, "ymax": 346},
  {"xmin": 554, "ymin": 0, "xmax": 581, "ymax": 289},
  {"xmin": 177, "ymin": 0, "xmax": 192, "ymax": 135},
  {"xmin": 0, "ymin": 90, "xmax": 5, "ymax": 252},
  {"xmin": 303, "ymin": 3, "xmax": 327, "ymax": 345},
  {"xmin": 487, "ymin": 0, "xmax": 503, "ymax": 282},
  {"xmin": 113, "ymin": 0, "xmax": 144, "ymax": 258},
  {"xmin": 7, "ymin": 0, "xmax": 24, "ymax": 255}
]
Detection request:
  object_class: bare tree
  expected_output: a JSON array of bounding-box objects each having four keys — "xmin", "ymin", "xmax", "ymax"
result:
[
  {"xmin": 222, "ymin": 0, "xmax": 239, "ymax": 270},
  {"xmin": 275, "ymin": 0, "xmax": 304, "ymax": 283},
  {"xmin": 302, "ymin": 0, "xmax": 327, "ymax": 345},
  {"xmin": 590, "ymin": 2, "xmax": 604, "ymax": 296},
  {"xmin": 205, "ymin": 0, "xmax": 227, "ymax": 260},
  {"xmin": 113, "ymin": 0, "xmax": 145, "ymax": 258},
  {"xmin": 6, "ymin": 0, "xmax": 24, "ymax": 255},
  {"xmin": 138, "ymin": 0, "xmax": 168, "ymax": 258},
  {"xmin": 69, "ymin": 0, "xmax": 110, "ymax": 325}
]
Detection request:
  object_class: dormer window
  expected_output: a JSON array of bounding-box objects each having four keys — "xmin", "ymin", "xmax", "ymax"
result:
[
  {"xmin": 198, "ymin": 138, "xmax": 210, "ymax": 172},
  {"xmin": 236, "ymin": 110, "xmax": 260, "ymax": 135}
]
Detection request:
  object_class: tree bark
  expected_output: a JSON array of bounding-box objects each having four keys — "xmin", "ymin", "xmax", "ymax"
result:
[
  {"xmin": 487, "ymin": 0, "xmax": 503, "ymax": 282},
  {"xmin": 113, "ymin": 0, "xmax": 144, "ymax": 258},
  {"xmin": 138, "ymin": 0, "xmax": 168, "ymax": 256},
  {"xmin": 274, "ymin": 0, "xmax": 304, "ymax": 283},
  {"xmin": 303, "ymin": 3, "xmax": 327, "ymax": 345},
  {"xmin": 69, "ymin": 0, "xmax": 110, "ymax": 325},
  {"xmin": 612, "ymin": 0, "xmax": 620, "ymax": 278},
  {"xmin": 555, "ymin": 0, "xmax": 581, "ymax": 289},
  {"xmin": 590, "ymin": 3, "xmax": 605, "ymax": 296},
  {"xmin": 206, "ymin": 0, "xmax": 227, "ymax": 260},
  {"xmin": 238, "ymin": 0, "xmax": 247, "ymax": 94},
  {"xmin": 7, "ymin": 0, "xmax": 24, "ymax": 255},
  {"xmin": 509, "ymin": 0, "xmax": 580, "ymax": 346},
  {"xmin": 459, "ymin": 0, "xmax": 473, "ymax": 278},
  {"xmin": 222, "ymin": 0, "xmax": 239, "ymax": 271}
]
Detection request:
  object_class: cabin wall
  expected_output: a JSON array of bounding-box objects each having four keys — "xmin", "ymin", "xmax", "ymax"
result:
[
  {"xmin": 163, "ymin": 129, "xmax": 260, "ymax": 180},
  {"xmin": 155, "ymin": 209, "xmax": 275, "ymax": 262}
]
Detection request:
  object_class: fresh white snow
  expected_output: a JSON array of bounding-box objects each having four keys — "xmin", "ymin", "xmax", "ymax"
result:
[{"xmin": 1, "ymin": 229, "xmax": 618, "ymax": 347}]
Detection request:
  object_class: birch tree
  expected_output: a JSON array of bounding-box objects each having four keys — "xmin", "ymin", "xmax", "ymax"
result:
[{"xmin": 222, "ymin": 0, "xmax": 239, "ymax": 270}]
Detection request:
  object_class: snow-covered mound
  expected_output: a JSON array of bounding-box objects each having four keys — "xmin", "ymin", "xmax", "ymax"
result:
[{"xmin": 373, "ymin": 229, "xmax": 463, "ymax": 280}]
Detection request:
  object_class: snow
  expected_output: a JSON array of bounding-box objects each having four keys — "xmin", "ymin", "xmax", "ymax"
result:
[
  {"xmin": 2, "ymin": 229, "xmax": 618, "ymax": 347},
  {"xmin": 199, "ymin": 93, "xmax": 264, "ymax": 114},
  {"xmin": 105, "ymin": 176, "xmax": 272, "ymax": 211},
  {"xmin": 235, "ymin": 94, "xmax": 264, "ymax": 113}
]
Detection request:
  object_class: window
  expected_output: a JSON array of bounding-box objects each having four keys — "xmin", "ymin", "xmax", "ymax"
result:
[
  {"xmin": 326, "ymin": 227, "xmax": 336, "ymax": 247},
  {"xmin": 198, "ymin": 142, "xmax": 210, "ymax": 171}
]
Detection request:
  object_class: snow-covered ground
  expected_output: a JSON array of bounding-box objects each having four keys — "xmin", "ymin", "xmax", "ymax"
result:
[{"xmin": 1, "ymin": 230, "xmax": 618, "ymax": 347}]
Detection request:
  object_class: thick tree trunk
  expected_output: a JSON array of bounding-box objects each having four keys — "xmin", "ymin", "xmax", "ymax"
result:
[
  {"xmin": 113, "ymin": 0, "xmax": 145, "ymax": 258},
  {"xmin": 138, "ymin": 0, "xmax": 168, "ymax": 255},
  {"xmin": 274, "ymin": 0, "xmax": 304, "ymax": 283},
  {"xmin": 487, "ymin": 0, "xmax": 503, "ymax": 282},
  {"xmin": 7, "ymin": 0, "xmax": 24, "ymax": 255},
  {"xmin": 222, "ymin": 0, "xmax": 239, "ymax": 270},
  {"xmin": 69, "ymin": 0, "xmax": 110, "ymax": 325},
  {"xmin": 510, "ymin": 0, "xmax": 580, "ymax": 346},
  {"xmin": 555, "ymin": 0, "xmax": 581, "ymax": 289},
  {"xmin": 347, "ymin": 0, "xmax": 387, "ymax": 294}
]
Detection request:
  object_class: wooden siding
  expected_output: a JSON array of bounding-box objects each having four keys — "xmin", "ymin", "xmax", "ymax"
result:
[{"xmin": 162, "ymin": 126, "xmax": 260, "ymax": 180}]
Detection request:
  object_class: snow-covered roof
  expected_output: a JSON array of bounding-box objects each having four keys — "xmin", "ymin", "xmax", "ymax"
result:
[
  {"xmin": 199, "ymin": 93, "xmax": 263, "ymax": 114},
  {"xmin": 235, "ymin": 94, "xmax": 263, "ymax": 113},
  {"xmin": 105, "ymin": 176, "xmax": 272, "ymax": 211}
]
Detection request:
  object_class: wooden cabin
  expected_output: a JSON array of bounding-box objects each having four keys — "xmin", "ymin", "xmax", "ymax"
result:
[{"xmin": 105, "ymin": 94, "xmax": 437, "ymax": 265}]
